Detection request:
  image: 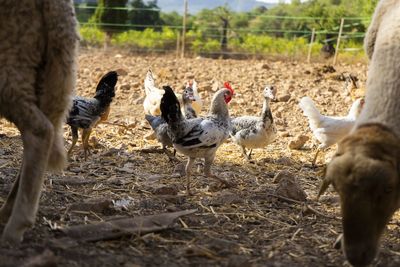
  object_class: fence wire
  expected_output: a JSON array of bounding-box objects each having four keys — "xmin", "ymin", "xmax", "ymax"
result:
[{"xmin": 74, "ymin": 4, "xmax": 370, "ymax": 62}]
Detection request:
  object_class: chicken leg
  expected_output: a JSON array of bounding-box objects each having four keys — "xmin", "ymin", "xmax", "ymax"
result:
[
  {"xmin": 82, "ymin": 128, "xmax": 93, "ymax": 160},
  {"xmin": 240, "ymin": 146, "xmax": 254, "ymax": 161},
  {"xmin": 67, "ymin": 127, "xmax": 79, "ymax": 158},
  {"xmin": 312, "ymin": 148, "xmax": 321, "ymax": 166},
  {"xmin": 185, "ymin": 157, "xmax": 196, "ymax": 195}
]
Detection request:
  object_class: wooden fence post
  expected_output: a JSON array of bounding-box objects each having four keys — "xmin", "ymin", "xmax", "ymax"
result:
[
  {"xmin": 307, "ymin": 28, "xmax": 316, "ymax": 63},
  {"xmin": 176, "ymin": 31, "xmax": 181, "ymax": 58},
  {"xmin": 333, "ymin": 18, "xmax": 344, "ymax": 65},
  {"xmin": 181, "ymin": 0, "xmax": 188, "ymax": 58}
]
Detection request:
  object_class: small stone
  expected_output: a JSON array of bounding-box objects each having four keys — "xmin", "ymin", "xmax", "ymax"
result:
[
  {"xmin": 146, "ymin": 174, "xmax": 164, "ymax": 183},
  {"xmin": 277, "ymin": 94, "xmax": 291, "ymax": 102},
  {"xmin": 274, "ymin": 174, "xmax": 307, "ymax": 201},
  {"xmin": 131, "ymin": 81, "xmax": 140, "ymax": 88},
  {"xmin": 151, "ymin": 185, "xmax": 179, "ymax": 195},
  {"xmin": 185, "ymin": 72, "xmax": 195, "ymax": 79},
  {"xmin": 116, "ymin": 68, "xmax": 128, "ymax": 76},
  {"xmin": 173, "ymin": 163, "xmax": 186, "ymax": 177},
  {"xmin": 273, "ymin": 170, "xmax": 294, "ymax": 184},
  {"xmin": 120, "ymin": 83, "xmax": 130, "ymax": 91},
  {"xmin": 288, "ymin": 134, "xmax": 309, "ymax": 150}
]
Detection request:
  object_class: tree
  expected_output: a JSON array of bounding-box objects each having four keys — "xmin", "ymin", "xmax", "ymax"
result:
[
  {"xmin": 192, "ymin": 6, "xmax": 233, "ymax": 51},
  {"xmin": 160, "ymin": 11, "xmax": 183, "ymax": 27},
  {"xmin": 75, "ymin": 2, "xmax": 98, "ymax": 23},
  {"xmin": 92, "ymin": 0, "xmax": 128, "ymax": 37},
  {"xmin": 129, "ymin": 0, "xmax": 161, "ymax": 30}
]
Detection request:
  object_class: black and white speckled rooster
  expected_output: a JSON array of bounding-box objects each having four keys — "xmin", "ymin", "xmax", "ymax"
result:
[
  {"xmin": 160, "ymin": 82, "xmax": 234, "ymax": 194},
  {"xmin": 145, "ymin": 86, "xmax": 198, "ymax": 159},
  {"xmin": 67, "ymin": 71, "xmax": 118, "ymax": 159},
  {"xmin": 230, "ymin": 85, "xmax": 277, "ymax": 160}
]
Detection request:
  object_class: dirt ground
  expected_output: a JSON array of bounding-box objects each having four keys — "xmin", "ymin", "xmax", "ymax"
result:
[{"xmin": 1, "ymin": 49, "xmax": 400, "ymax": 267}]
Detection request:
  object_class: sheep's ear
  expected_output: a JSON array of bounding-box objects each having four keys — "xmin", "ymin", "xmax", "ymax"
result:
[{"xmin": 317, "ymin": 166, "xmax": 331, "ymax": 200}]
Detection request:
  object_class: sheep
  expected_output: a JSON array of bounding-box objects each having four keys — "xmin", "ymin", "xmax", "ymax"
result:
[
  {"xmin": 0, "ymin": 0, "xmax": 78, "ymax": 244},
  {"xmin": 319, "ymin": 0, "xmax": 400, "ymax": 266}
]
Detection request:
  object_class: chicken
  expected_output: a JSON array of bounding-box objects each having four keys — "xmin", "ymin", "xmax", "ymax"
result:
[
  {"xmin": 299, "ymin": 96, "xmax": 364, "ymax": 165},
  {"xmin": 67, "ymin": 71, "xmax": 118, "ymax": 159},
  {"xmin": 184, "ymin": 79, "xmax": 202, "ymax": 116},
  {"xmin": 181, "ymin": 85, "xmax": 198, "ymax": 120},
  {"xmin": 230, "ymin": 85, "xmax": 277, "ymax": 160},
  {"xmin": 160, "ymin": 82, "xmax": 234, "ymax": 195},
  {"xmin": 343, "ymin": 73, "xmax": 365, "ymax": 101},
  {"xmin": 145, "ymin": 86, "xmax": 198, "ymax": 159},
  {"xmin": 143, "ymin": 69, "xmax": 165, "ymax": 116}
]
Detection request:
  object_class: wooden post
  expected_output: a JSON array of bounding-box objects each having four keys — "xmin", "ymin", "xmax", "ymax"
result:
[
  {"xmin": 333, "ymin": 18, "xmax": 344, "ymax": 65},
  {"xmin": 307, "ymin": 28, "xmax": 316, "ymax": 63},
  {"xmin": 181, "ymin": 0, "xmax": 188, "ymax": 58},
  {"xmin": 176, "ymin": 31, "xmax": 181, "ymax": 58}
]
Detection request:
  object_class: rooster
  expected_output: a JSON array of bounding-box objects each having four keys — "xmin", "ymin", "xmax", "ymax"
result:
[
  {"xmin": 299, "ymin": 96, "xmax": 364, "ymax": 165},
  {"xmin": 230, "ymin": 85, "xmax": 277, "ymax": 160},
  {"xmin": 160, "ymin": 82, "xmax": 234, "ymax": 195},
  {"xmin": 145, "ymin": 86, "xmax": 198, "ymax": 159},
  {"xmin": 67, "ymin": 71, "xmax": 118, "ymax": 159}
]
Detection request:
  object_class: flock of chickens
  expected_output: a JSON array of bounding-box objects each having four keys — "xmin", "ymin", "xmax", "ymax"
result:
[{"xmin": 66, "ymin": 69, "xmax": 365, "ymax": 195}]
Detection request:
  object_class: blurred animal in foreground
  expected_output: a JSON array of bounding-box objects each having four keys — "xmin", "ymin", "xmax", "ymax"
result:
[
  {"xmin": 160, "ymin": 82, "xmax": 234, "ymax": 195},
  {"xmin": 230, "ymin": 85, "xmax": 277, "ymax": 160},
  {"xmin": 299, "ymin": 96, "xmax": 364, "ymax": 165},
  {"xmin": 145, "ymin": 86, "xmax": 198, "ymax": 160},
  {"xmin": 320, "ymin": 0, "xmax": 400, "ymax": 265},
  {"xmin": 0, "ymin": 0, "xmax": 78, "ymax": 244},
  {"xmin": 67, "ymin": 71, "xmax": 118, "ymax": 159}
]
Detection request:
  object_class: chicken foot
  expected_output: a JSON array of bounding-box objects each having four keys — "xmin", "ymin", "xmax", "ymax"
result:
[{"xmin": 240, "ymin": 146, "xmax": 253, "ymax": 161}]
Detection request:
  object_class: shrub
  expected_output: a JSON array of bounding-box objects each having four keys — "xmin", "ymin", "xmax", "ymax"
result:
[{"xmin": 79, "ymin": 25, "xmax": 106, "ymax": 46}]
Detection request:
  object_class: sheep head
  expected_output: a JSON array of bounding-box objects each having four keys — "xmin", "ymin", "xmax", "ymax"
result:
[{"xmin": 319, "ymin": 124, "xmax": 400, "ymax": 266}]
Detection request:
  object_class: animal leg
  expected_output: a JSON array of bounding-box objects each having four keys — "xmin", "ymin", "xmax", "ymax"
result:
[
  {"xmin": 0, "ymin": 169, "xmax": 21, "ymax": 224},
  {"xmin": 185, "ymin": 157, "xmax": 196, "ymax": 195},
  {"xmin": 82, "ymin": 128, "xmax": 92, "ymax": 160},
  {"xmin": 240, "ymin": 146, "xmax": 251, "ymax": 161},
  {"xmin": 163, "ymin": 146, "xmax": 178, "ymax": 162},
  {"xmin": 67, "ymin": 127, "xmax": 78, "ymax": 158},
  {"xmin": 1, "ymin": 106, "xmax": 53, "ymax": 244},
  {"xmin": 312, "ymin": 148, "xmax": 321, "ymax": 166},
  {"xmin": 248, "ymin": 149, "xmax": 253, "ymax": 160}
]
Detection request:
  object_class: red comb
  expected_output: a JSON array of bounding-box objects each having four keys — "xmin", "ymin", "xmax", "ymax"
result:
[{"xmin": 224, "ymin": 82, "xmax": 234, "ymax": 93}]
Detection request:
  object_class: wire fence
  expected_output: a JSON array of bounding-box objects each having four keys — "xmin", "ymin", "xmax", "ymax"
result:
[{"xmin": 74, "ymin": 4, "xmax": 371, "ymax": 63}]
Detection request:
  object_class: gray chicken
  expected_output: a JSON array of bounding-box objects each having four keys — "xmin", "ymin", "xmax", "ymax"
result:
[{"xmin": 160, "ymin": 82, "xmax": 234, "ymax": 195}]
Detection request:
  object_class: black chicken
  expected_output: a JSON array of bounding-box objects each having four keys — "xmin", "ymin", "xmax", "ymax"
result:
[{"xmin": 67, "ymin": 71, "xmax": 118, "ymax": 159}]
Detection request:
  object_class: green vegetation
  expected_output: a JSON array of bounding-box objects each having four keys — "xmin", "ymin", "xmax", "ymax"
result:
[{"xmin": 75, "ymin": 0, "xmax": 378, "ymax": 59}]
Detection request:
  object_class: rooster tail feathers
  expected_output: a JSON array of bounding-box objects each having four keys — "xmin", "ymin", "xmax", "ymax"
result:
[
  {"xmin": 144, "ymin": 69, "xmax": 156, "ymax": 95},
  {"xmin": 160, "ymin": 86, "xmax": 182, "ymax": 124},
  {"xmin": 299, "ymin": 96, "xmax": 322, "ymax": 127},
  {"xmin": 95, "ymin": 71, "xmax": 118, "ymax": 98}
]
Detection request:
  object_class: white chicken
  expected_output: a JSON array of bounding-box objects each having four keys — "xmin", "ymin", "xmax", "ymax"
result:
[
  {"xmin": 299, "ymin": 96, "xmax": 364, "ymax": 165},
  {"xmin": 143, "ymin": 69, "xmax": 164, "ymax": 116},
  {"xmin": 160, "ymin": 82, "xmax": 234, "ymax": 195},
  {"xmin": 230, "ymin": 85, "xmax": 277, "ymax": 160}
]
